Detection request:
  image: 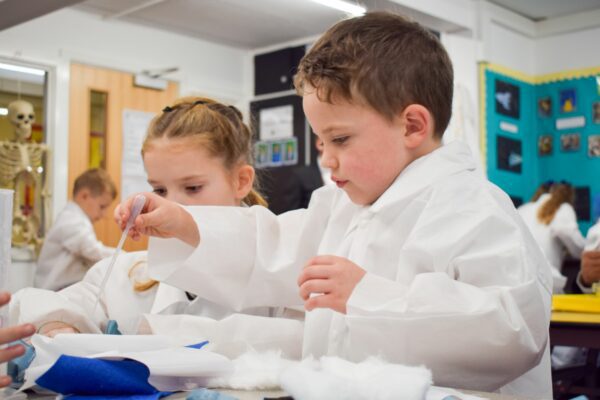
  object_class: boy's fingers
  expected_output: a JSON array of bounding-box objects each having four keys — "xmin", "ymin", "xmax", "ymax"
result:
[
  {"xmin": 0, "ymin": 375, "xmax": 12, "ymax": 388},
  {"xmin": 0, "ymin": 344, "xmax": 26, "ymax": 363},
  {"xmin": 0, "ymin": 292, "xmax": 10, "ymax": 307},
  {"xmin": 299, "ymin": 279, "xmax": 330, "ymax": 300},
  {"xmin": 0, "ymin": 323, "xmax": 35, "ymax": 344},
  {"xmin": 304, "ymin": 293, "xmax": 332, "ymax": 311},
  {"xmin": 297, "ymin": 265, "xmax": 331, "ymax": 286},
  {"xmin": 306, "ymin": 255, "xmax": 338, "ymax": 266}
]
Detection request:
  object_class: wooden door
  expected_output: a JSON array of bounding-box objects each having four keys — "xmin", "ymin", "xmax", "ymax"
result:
[{"xmin": 68, "ymin": 63, "xmax": 179, "ymax": 251}]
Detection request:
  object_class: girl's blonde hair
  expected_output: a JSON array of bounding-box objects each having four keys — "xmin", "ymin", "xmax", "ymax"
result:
[
  {"xmin": 142, "ymin": 96, "xmax": 267, "ymax": 207},
  {"xmin": 132, "ymin": 97, "xmax": 267, "ymax": 292},
  {"xmin": 537, "ymin": 182, "xmax": 576, "ymax": 225}
]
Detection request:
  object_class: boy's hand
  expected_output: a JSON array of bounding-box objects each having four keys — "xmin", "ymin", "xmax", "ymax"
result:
[
  {"xmin": 298, "ymin": 255, "xmax": 366, "ymax": 314},
  {"xmin": 0, "ymin": 292, "xmax": 36, "ymax": 388},
  {"xmin": 114, "ymin": 192, "xmax": 200, "ymax": 246},
  {"xmin": 581, "ymin": 250, "xmax": 600, "ymax": 287},
  {"xmin": 37, "ymin": 321, "xmax": 79, "ymax": 337}
]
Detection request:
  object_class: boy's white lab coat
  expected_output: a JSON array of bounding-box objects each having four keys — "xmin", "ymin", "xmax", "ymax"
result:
[
  {"xmin": 11, "ymin": 251, "xmax": 303, "ymax": 359},
  {"xmin": 517, "ymin": 193, "xmax": 585, "ymax": 277},
  {"xmin": 148, "ymin": 142, "xmax": 553, "ymax": 398},
  {"xmin": 35, "ymin": 202, "xmax": 115, "ymax": 290}
]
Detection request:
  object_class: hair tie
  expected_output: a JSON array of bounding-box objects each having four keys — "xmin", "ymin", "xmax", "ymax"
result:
[
  {"xmin": 162, "ymin": 106, "xmax": 174, "ymax": 113},
  {"xmin": 193, "ymin": 100, "xmax": 207, "ymax": 106}
]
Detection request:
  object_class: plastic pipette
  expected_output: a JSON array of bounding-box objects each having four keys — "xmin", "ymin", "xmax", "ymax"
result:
[{"xmin": 91, "ymin": 194, "xmax": 146, "ymax": 315}]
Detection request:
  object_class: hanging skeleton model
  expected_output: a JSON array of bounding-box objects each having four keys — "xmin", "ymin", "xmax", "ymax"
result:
[{"xmin": 0, "ymin": 99, "xmax": 49, "ymax": 250}]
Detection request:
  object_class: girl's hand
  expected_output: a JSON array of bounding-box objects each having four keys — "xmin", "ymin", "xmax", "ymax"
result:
[
  {"xmin": 114, "ymin": 192, "xmax": 199, "ymax": 246},
  {"xmin": 0, "ymin": 292, "xmax": 36, "ymax": 388},
  {"xmin": 297, "ymin": 255, "xmax": 366, "ymax": 314}
]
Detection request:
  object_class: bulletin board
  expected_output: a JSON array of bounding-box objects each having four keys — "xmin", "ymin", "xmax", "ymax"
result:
[{"xmin": 480, "ymin": 63, "xmax": 600, "ymax": 233}]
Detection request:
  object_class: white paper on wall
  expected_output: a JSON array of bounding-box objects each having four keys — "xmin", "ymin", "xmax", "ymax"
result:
[
  {"xmin": 259, "ymin": 105, "xmax": 293, "ymax": 140},
  {"xmin": 121, "ymin": 110, "xmax": 155, "ymax": 201}
]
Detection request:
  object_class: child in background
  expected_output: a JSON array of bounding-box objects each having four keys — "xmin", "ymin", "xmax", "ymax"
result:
[
  {"xmin": 35, "ymin": 168, "xmax": 117, "ymax": 291},
  {"xmin": 576, "ymin": 219, "xmax": 600, "ymax": 292},
  {"xmin": 119, "ymin": 12, "xmax": 553, "ymax": 397},
  {"xmin": 12, "ymin": 98, "xmax": 302, "ymax": 358},
  {"xmin": 518, "ymin": 181, "xmax": 585, "ymax": 293}
]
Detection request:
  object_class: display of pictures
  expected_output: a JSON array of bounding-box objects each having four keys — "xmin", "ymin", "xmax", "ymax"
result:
[
  {"xmin": 494, "ymin": 80, "xmax": 520, "ymax": 119},
  {"xmin": 589, "ymin": 135, "xmax": 600, "ymax": 157},
  {"xmin": 560, "ymin": 133, "xmax": 581, "ymax": 152},
  {"xmin": 559, "ymin": 88, "xmax": 577, "ymax": 113},
  {"xmin": 538, "ymin": 135, "xmax": 552, "ymax": 156},
  {"xmin": 593, "ymin": 102, "xmax": 600, "ymax": 124},
  {"xmin": 254, "ymin": 137, "xmax": 298, "ymax": 168},
  {"xmin": 538, "ymin": 97, "xmax": 552, "ymax": 117},
  {"xmin": 497, "ymin": 135, "xmax": 522, "ymax": 173}
]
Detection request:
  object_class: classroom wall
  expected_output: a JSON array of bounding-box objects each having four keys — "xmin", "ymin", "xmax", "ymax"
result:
[
  {"xmin": 0, "ymin": 8, "xmax": 248, "ymax": 220},
  {"xmin": 536, "ymin": 25, "xmax": 600, "ymax": 74}
]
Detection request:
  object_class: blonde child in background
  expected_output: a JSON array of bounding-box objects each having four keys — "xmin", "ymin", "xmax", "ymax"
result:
[
  {"xmin": 35, "ymin": 168, "xmax": 117, "ymax": 291},
  {"xmin": 118, "ymin": 12, "xmax": 553, "ymax": 398},
  {"xmin": 518, "ymin": 181, "xmax": 585, "ymax": 293},
  {"xmin": 577, "ymin": 218, "xmax": 600, "ymax": 292},
  {"xmin": 11, "ymin": 97, "xmax": 302, "ymax": 358}
]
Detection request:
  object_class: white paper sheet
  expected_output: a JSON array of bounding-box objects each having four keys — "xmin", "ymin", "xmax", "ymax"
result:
[{"xmin": 259, "ymin": 105, "xmax": 293, "ymax": 140}]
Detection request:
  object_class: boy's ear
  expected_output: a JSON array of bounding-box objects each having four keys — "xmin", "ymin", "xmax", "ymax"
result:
[
  {"xmin": 401, "ymin": 104, "xmax": 434, "ymax": 149},
  {"xmin": 235, "ymin": 165, "xmax": 255, "ymax": 200}
]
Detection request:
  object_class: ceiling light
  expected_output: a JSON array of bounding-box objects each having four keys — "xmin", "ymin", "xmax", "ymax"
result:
[
  {"xmin": 309, "ymin": 0, "xmax": 366, "ymax": 16},
  {"xmin": 0, "ymin": 62, "xmax": 45, "ymax": 76},
  {"xmin": 0, "ymin": 108, "xmax": 8, "ymax": 116}
]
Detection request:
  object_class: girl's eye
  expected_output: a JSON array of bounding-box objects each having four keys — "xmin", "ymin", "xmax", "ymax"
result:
[
  {"xmin": 152, "ymin": 188, "xmax": 167, "ymax": 197},
  {"xmin": 332, "ymin": 136, "xmax": 349, "ymax": 145},
  {"xmin": 186, "ymin": 185, "xmax": 203, "ymax": 193}
]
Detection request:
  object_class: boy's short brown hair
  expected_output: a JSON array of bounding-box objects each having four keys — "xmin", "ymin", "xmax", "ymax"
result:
[
  {"xmin": 294, "ymin": 11, "xmax": 453, "ymax": 138},
  {"xmin": 72, "ymin": 168, "xmax": 117, "ymax": 199}
]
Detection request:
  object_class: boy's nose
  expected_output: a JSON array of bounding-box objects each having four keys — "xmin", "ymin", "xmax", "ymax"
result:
[{"xmin": 320, "ymin": 151, "xmax": 338, "ymax": 170}]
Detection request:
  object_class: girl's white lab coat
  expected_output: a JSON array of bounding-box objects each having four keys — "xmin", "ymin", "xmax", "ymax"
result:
[
  {"xmin": 11, "ymin": 251, "xmax": 303, "ymax": 359},
  {"xmin": 148, "ymin": 142, "xmax": 553, "ymax": 398},
  {"xmin": 35, "ymin": 202, "xmax": 115, "ymax": 290},
  {"xmin": 517, "ymin": 193, "xmax": 585, "ymax": 292}
]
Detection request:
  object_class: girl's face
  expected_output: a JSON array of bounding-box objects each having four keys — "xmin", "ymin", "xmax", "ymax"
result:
[{"xmin": 143, "ymin": 137, "xmax": 249, "ymax": 206}]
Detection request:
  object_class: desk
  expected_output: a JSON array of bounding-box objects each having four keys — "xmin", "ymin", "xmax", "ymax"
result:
[
  {"xmin": 550, "ymin": 311, "xmax": 600, "ymax": 399},
  {"xmin": 551, "ymin": 311, "xmax": 600, "ymax": 348}
]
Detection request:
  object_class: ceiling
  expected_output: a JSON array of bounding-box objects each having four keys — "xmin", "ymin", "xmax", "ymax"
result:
[
  {"xmin": 2, "ymin": 0, "xmax": 600, "ymax": 49},
  {"xmin": 74, "ymin": 0, "xmax": 600, "ymax": 48}
]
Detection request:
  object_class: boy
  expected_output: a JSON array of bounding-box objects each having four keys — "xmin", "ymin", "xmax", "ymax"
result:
[
  {"xmin": 118, "ymin": 12, "xmax": 552, "ymax": 397},
  {"xmin": 36, "ymin": 168, "xmax": 116, "ymax": 290}
]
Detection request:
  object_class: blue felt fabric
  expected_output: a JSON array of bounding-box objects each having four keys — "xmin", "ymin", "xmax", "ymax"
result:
[
  {"xmin": 35, "ymin": 355, "xmax": 172, "ymax": 399},
  {"xmin": 186, "ymin": 388, "xmax": 239, "ymax": 400},
  {"xmin": 7, "ymin": 340, "xmax": 36, "ymax": 388}
]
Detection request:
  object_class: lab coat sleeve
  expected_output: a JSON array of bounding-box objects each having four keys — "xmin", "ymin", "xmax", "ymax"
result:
[
  {"xmin": 137, "ymin": 313, "xmax": 303, "ymax": 360},
  {"xmin": 148, "ymin": 188, "xmax": 336, "ymax": 311},
  {"xmin": 550, "ymin": 204, "xmax": 585, "ymax": 258},
  {"xmin": 585, "ymin": 221, "xmax": 600, "ymax": 251},
  {"xmin": 345, "ymin": 209, "xmax": 551, "ymax": 391},
  {"xmin": 61, "ymin": 218, "xmax": 115, "ymax": 264},
  {"xmin": 9, "ymin": 286, "xmax": 102, "ymax": 334}
]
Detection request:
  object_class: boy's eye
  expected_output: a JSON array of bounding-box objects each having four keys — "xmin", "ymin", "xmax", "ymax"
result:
[
  {"xmin": 332, "ymin": 136, "xmax": 349, "ymax": 145},
  {"xmin": 152, "ymin": 188, "xmax": 167, "ymax": 197},
  {"xmin": 186, "ymin": 185, "xmax": 203, "ymax": 193}
]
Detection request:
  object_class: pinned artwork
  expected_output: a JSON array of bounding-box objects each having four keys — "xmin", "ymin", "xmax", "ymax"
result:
[
  {"xmin": 593, "ymin": 102, "xmax": 600, "ymax": 124},
  {"xmin": 255, "ymin": 142, "xmax": 270, "ymax": 168},
  {"xmin": 495, "ymin": 80, "xmax": 520, "ymax": 119},
  {"xmin": 560, "ymin": 133, "xmax": 581, "ymax": 152},
  {"xmin": 255, "ymin": 137, "xmax": 298, "ymax": 168},
  {"xmin": 538, "ymin": 135, "xmax": 552, "ymax": 156},
  {"xmin": 497, "ymin": 135, "xmax": 522, "ymax": 174},
  {"xmin": 538, "ymin": 97, "xmax": 552, "ymax": 117},
  {"xmin": 589, "ymin": 135, "xmax": 600, "ymax": 157},
  {"xmin": 559, "ymin": 88, "xmax": 577, "ymax": 113}
]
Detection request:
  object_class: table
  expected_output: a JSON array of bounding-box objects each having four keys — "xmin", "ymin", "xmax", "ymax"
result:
[{"xmin": 550, "ymin": 311, "xmax": 600, "ymax": 399}]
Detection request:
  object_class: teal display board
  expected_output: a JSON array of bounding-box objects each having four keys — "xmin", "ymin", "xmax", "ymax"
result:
[{"xmin": 481, "ymin": 64, "xmax": 600, "ymax": 234}]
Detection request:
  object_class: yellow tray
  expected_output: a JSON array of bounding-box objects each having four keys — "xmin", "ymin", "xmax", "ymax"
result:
[{"xmin": 552, "ymin": 294, "xmax": 600, "ymax": 313}]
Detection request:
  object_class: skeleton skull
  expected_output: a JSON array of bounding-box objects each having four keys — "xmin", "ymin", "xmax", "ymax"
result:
[{"xmin": 7, "ymin": 100, "xmax": 35, "ymax": 141}]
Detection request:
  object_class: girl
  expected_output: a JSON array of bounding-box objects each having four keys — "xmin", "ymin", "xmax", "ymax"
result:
[
  {"xmin": 518, "ymin": 181, "xmax": 585, "ymax": 293},
  {"xmin": 10, "ymin": 97, "xmax": 302, "ymax": 358}
]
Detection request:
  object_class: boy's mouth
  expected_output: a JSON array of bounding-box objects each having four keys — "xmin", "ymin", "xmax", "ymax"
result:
[{"xmin": 332, "ymin": 177, "xmax": 348, "ymax": 188}]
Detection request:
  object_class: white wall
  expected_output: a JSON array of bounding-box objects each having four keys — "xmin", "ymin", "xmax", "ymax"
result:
[
  {"xmin": 0, "ymin": 8, "xmax": 248, "ymax": 219},
  {"xmin": 536, "ymin": 25, "xmax": 600, "ymax": 74}
]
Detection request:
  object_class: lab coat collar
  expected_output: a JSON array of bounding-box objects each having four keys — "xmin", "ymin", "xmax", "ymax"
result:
[
  {"xmin": 537, "ymin": 193, "xmax": 551, "ymax": 204},
  {"xmin": 370, "ymin": 141, "xmax": 477, "ymax": 213},
  {"xmin": 65, "ymin": 201, "xmax": 93, "ymax": 227},
  {"xmin": 150, "ymin": 282, "xmax": 190, "ymax": 315}
]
